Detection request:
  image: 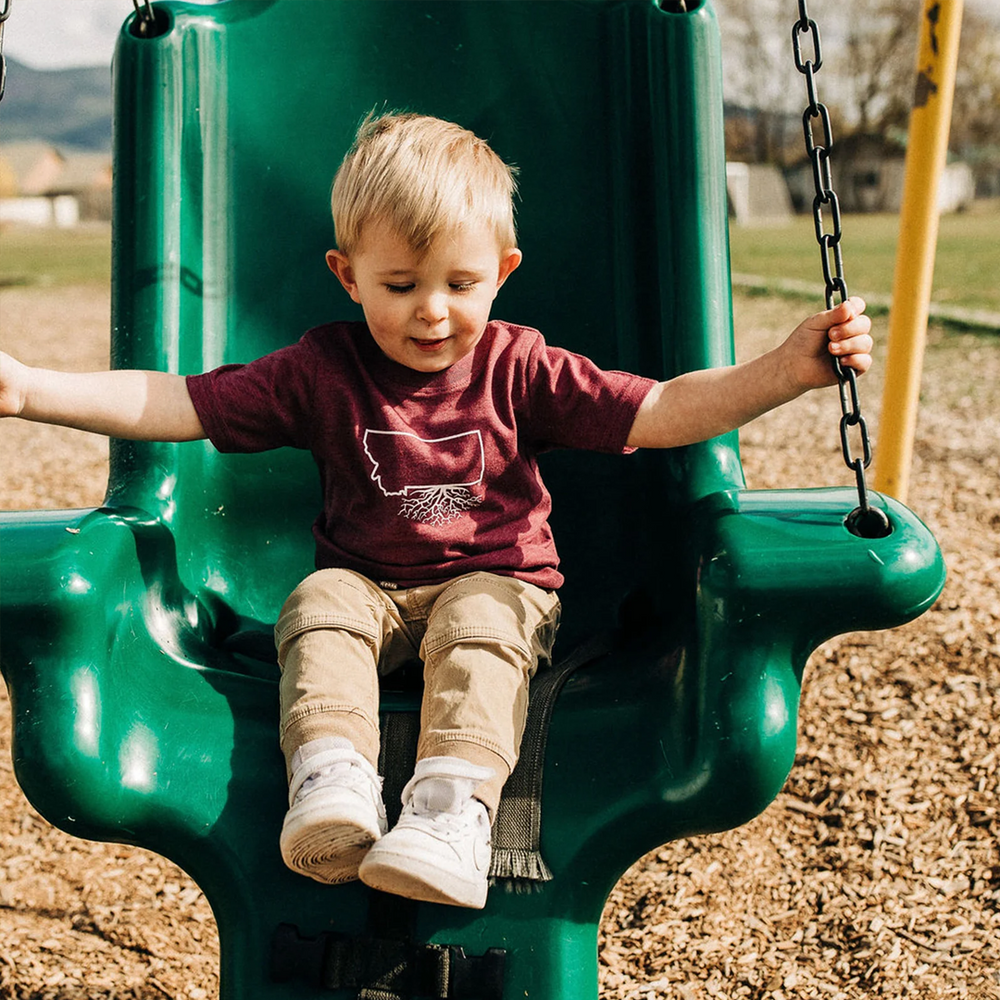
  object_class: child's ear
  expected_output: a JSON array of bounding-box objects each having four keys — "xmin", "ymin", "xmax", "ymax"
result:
[
  {"xmin": 326, "ymin": 249, "xmax": 361, "ymax": 303},
  {"xmin": 495, "ymin": 248, "xmax": 522, "ymax": 291}
]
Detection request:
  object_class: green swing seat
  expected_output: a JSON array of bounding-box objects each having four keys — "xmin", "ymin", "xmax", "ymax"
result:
[{"xmin": 0, "ymin": 2, "xmax": 945, "ymax": 997}]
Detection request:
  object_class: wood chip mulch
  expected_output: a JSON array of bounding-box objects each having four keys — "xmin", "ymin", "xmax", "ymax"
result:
[{"xmin": 1, "ymin": 285, "xmax": 997, "ymax": 999}]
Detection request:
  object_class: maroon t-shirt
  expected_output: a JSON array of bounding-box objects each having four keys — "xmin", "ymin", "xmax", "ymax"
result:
[{"xmin": 186, "ymin": 320, "xmax": 655, "ymax": 590}]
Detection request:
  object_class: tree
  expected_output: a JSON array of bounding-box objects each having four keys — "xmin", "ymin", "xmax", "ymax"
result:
[
  {"xmin": 716, "ymin": 0, "xmax": 801, "ymax": 164},
  {"xmin": 950, "ymin": 10, "xmax": 1000, "ymax": 191},
  {"xmin": 717, "ymin": 0, "xmax": 1000, "ymax": 188},
  {"xmin": 715, "ymin": 1, "xmax": 918, "ymax": 160},
  {"xmin": 840, "ymin": 0, "xmax": 919, "ymax": 135}
]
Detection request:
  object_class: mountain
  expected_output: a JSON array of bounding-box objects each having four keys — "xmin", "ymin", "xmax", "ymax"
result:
[{"xmin": 0, "ymin": 58, "xmax": 112, "ymax": 151}]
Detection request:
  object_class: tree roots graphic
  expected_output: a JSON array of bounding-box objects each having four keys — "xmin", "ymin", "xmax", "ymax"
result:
[{"xmin": 399, "ymin": 485, "xmax": 483, "ymax": 525}]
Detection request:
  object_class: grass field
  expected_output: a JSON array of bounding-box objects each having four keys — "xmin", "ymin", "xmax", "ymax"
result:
[
  {"xmin": 2, "ymin": 203, "xmax": 998, "ymax": 315},
  {"xmin": 0, "ymin": 224, "xmax": 112, "ymax": 288},
  {"xmin": 728, "ymin": 200, "xmax": 1000, "ymax": 314}
]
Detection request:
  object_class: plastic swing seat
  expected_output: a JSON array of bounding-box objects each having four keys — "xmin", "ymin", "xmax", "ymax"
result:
[{"xmin": 0, "ymin": 2, "xmax": 945, "ymax": 998}]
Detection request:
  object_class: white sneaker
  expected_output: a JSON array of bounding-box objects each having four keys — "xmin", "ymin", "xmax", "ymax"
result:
[
  {"xmin": 280, "ymin": 738, "xmax": 387, "ymax": 884},
  {"xmin": 358, "ymin": 756, "xmax": 494, "ymax": 909}
]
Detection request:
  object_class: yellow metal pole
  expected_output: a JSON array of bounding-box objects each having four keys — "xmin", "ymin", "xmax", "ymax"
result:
[{"xmin": 873, "ymin": 0, "xmax": 964, "ymax": 503}]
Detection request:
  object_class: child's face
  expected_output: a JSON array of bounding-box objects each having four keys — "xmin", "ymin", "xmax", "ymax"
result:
[{"xmin": 327, "ymin": 219, "xmax": 521, "ymax": 373}]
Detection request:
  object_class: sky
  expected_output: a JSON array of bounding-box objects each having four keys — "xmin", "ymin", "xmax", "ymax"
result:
[
  {"xmin": 4, "ymin": 0, "xmax": 997, "ymax": 71},
  {"xmin": 3, "ymin": 0, "xmax": 214, "ymax": 70}
]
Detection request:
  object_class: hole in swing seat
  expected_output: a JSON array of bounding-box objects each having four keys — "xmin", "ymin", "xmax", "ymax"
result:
[
  {"xmin": 128, "ymin": 6, "xmax": 172, "ymax": 40},
  {"xmin": 845, "ymin": 506, "xmax": 892, "ymax": 539},
  {"xmin": 655, "ymin": 0, "xmax": 706, "ymax": 12}
]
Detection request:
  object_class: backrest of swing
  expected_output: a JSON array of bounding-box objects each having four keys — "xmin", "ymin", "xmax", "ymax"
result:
[{"xmin": 109, "ymin": 0, "xmax": 741, "ymax": 646}]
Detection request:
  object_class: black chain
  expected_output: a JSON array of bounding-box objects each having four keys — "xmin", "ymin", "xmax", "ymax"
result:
[
  {"xmin": 0, "ymin": 0, "xmax": 12, "ymax": 103},
  {"xmin": 792, "ymin": 0, "xmax": 890, "ymax": 538}
]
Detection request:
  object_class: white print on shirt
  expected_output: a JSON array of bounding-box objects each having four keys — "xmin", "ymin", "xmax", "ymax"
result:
[{"xmin": 362, "ymin": 429, "xmax": 485, "ymax": 526}]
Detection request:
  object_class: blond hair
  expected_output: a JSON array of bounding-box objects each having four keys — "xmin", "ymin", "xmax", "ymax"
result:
[{"xmin": 331, "ymin": 112, "xmax": 518, "ymax": 256}]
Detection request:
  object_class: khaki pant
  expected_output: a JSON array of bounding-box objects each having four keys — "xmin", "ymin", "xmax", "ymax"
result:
[{"xmin": 274, "ymin": 569, "xmax": 561, "ymax": 814}]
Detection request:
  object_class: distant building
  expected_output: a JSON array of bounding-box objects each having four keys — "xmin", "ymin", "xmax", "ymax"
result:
[
  {"xmin": 0, "ymin": 141, "xmax": 112, "ymax": 226},
  {"xmin": 726, "ymin": 162, "xmax": 794, "ymax": 225},
  {"xmin": 785, "ymin": 133, "xmax": 975, "ymax": 214},
  {"xmin": 1, "ymin": 141, "xmax": 66, "ymax": 195}
]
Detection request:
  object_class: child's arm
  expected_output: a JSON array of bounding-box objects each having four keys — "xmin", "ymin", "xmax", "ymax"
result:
[
  {"xmin": 0, "ymin": 350, "xmax": 206, "ymax": 442},
  {"xmin": 627, "ymin": 297, "xmax": 873, "ymax": 450}
]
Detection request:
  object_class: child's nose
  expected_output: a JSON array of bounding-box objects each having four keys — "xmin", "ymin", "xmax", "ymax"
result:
[{"xmin": 416, "ymin": 291, "xmax": 448, "ymax": 325}]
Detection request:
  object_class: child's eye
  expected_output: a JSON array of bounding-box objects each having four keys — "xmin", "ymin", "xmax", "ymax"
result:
[
  {"xmin": 450, "ymin": 281, "xmax": 477, "ymax": 293},
  {"xmin": 385, "ymin": 284, "xmax": 414, "ymax": 294}
]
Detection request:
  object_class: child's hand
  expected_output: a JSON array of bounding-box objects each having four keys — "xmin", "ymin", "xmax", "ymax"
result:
[{"xmin": 785, "ymin": 297, "xmax": 873, "ymax": 390}]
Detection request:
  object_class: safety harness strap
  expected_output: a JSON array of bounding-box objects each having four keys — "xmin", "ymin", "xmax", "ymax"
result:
[{"xmin": 270, "ymin": 923, "xmax": 506, "ymax": 1000}]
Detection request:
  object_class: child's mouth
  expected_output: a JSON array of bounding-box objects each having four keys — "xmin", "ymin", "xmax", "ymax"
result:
[{"xmin": 412, "ymin": 337, "xmax": 449, "ymax": 352}]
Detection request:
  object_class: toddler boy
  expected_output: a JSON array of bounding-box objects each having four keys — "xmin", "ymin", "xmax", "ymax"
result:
[{"xmin": 0, "ymin": 112, "xmax": 873, "ymax": 909}]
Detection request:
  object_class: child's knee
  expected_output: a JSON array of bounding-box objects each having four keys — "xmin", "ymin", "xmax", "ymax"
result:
[
  {"xmin": 421, "ymin": 572, "xmax": 559, "ymax": 666},
  {"xmin": 275, "ymin": 568, "xmax": 389, "ymax": 661}
]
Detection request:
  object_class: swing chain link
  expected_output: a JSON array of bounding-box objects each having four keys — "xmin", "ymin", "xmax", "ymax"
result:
[
  {"xmin": 792, "ymin": 0, "xmax": 888, "ymax": 537},
  {"xmin": 0, "ymin": 0, "xmax": 12, "ymax": 104}
]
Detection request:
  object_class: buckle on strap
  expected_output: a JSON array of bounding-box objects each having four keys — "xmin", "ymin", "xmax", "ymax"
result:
[{"xmin": 270, "ymin": 923, "xmax": 506, "ymax": 1000}]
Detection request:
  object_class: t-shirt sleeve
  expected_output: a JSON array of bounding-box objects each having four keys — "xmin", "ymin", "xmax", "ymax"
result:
[
  {"xmin": 186, "ymin": 339, "xmax": 316, "ymax": 453},
  {"xmin": 522, "ymin": 336, "xmax": 657, "ymax": 453}
]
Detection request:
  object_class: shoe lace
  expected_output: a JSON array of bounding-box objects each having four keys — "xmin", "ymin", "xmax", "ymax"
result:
[
  {"xmin": 404, "ymin": 798, "xmax": 489, "ymax": 843},
  {"xmin": 294, "ymin": 756, "xmax": 381, "ymax": 805}
]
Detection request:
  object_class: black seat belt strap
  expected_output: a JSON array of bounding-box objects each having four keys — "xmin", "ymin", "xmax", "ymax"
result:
[{"xmin": 270, "ymin": 923, "xmax": 506, "ymax": 1000}]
